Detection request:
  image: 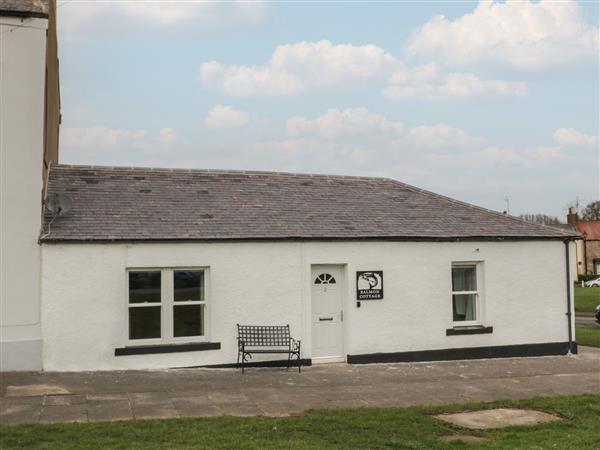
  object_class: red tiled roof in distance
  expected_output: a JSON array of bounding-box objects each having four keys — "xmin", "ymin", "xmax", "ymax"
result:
[{"xmin": 576, "ymin": 221, "xmax": 600, "ymax": 240}]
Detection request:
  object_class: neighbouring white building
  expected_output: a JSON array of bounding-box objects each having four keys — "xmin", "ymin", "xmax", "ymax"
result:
[
  {"xmin": 1, "ymin": 0, "xmax": 60, "ymax": 371},
  {"xmin": 1, "ymin": 1, "xmax": 580, "ymax": 373}
]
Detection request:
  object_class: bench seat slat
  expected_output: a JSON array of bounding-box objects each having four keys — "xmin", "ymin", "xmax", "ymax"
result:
[{"xmin": 241, "ymin": 349, "xmax": 293, "ymax": 354}]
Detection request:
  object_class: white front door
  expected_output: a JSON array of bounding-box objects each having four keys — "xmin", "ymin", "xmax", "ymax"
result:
[{"xmin": 311, "ymin": 266, "xmax": 344, "ymax": 361}]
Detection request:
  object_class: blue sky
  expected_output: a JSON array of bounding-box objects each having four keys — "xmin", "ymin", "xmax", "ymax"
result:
[{"xmin": 57, "ymin": 1, "xmax": 599, "ymax": 217}]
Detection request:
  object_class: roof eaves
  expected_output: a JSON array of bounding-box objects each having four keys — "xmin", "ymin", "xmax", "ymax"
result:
[{"xmin": 39, "ymin": 234, "xmax": 580, "ymax": 244}]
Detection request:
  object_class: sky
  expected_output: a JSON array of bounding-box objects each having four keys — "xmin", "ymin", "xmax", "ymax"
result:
[{"xmin": 56, "ymin": 0, "xmax": 600, "ymax": 218}]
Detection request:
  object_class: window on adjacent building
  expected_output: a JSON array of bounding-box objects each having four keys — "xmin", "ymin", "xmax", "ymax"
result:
[
  {"xmin": 128, "ymin": 268, "xmax": 207, "ymax": 342},
  {"xmin": 451, "ymin": 264, "xmax": 479, "ymax": 324}
]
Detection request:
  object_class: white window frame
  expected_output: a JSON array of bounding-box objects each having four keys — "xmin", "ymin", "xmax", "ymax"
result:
[
  {"xmin": 126, "ymin": 267, "xmax": 210, "ymax": 345},
  {"xmin": 451, "ymin": 262, "xmax": 484, "ymax": 327}
]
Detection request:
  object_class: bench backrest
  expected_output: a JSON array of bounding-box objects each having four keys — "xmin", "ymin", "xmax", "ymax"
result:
[{"xmin": 237, "ymin": 324, "xmax": 291, "ymax": 347}]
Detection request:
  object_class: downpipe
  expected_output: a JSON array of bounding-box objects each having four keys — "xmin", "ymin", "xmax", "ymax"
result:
[{"xmin": 564, "ymin": 239, "xmax": 577, "ymax": 354}]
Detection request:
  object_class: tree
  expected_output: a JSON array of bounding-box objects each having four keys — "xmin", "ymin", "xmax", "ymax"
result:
[
  {"xmin": 581, "ymin": 201, "xmax": 600, "ymax": 220},
  {"xmin": 518, "ymin": 214, "xmax": 563, "ymax": 226}
]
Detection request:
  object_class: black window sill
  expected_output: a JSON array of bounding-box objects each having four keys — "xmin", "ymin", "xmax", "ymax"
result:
[
  {"xmin": 115, "ymin": 342, "xmax": 221, "ymax": 356},
  {"xmin": 446, "ymin": 326, "xmax": 493, "ymax": 336}
]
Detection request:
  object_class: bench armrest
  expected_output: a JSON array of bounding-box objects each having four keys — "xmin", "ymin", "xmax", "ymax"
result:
[{"xmin": 290, "ymin": 337, "xmax": 301, "ymax": 353}]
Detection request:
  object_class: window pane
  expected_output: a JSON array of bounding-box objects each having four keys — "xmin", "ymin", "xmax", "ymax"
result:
[
  {"xmin": 174, "ymin": 304, "xmax": 204, "ymax": 337},
  {"xmin": 129, "ymin": 271, "xmax": 161, "ymax": 304},
  {"xmin": 453, "ymin": 294, "xmax": 476, "ymax": 321},
  {"xmin": 452, "ymin": 266, "xmax": 477, "ymax": 292},
  {"xmin": 129, "ymin": 306, "xmax": 161, "ymax": 339},
  {"xmin": 174, "ymin": 271, "xmax": 204, "ymax": 302}
]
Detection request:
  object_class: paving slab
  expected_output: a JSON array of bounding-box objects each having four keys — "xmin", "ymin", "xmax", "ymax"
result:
[
  {"xmin": 5, "ymin": 384, "xmax": 70, "ymax": 397},
  {"xmin": 44, "ymin": 394, "xmax": 86, "ymax": 406},
  {"xmin": 132, "ymin": 405, "xmax": 179, "ymax": 420},
  {"xmin": 87, "ymin": 400, "xmax": 133, "ymax": 422},
  {"xmin": 435, "ymin": 408, "xmax": 562, "ymax": 429},
  {"xmin": 40, "ymin": 405, "xmax": 88, "ymax": 423},
  {"xmin": 1, "ymin": 347, "xmax": 599, "ymax": 424},
  {"xmin": 0, "ymin": 401, "xmax": 41, "ymax": 424}
]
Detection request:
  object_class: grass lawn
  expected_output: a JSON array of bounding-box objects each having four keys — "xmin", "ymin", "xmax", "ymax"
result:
[
  {"xmin": 2, "ymin": 395, "xmax": 600, "ymax": 449},
  {"xmin": 576, "ymin": 327, "xmax": 600, "ymax": 348},
  {"xmin": 574, "ymin": 286, "xmax": 600, "ymax": 312}
]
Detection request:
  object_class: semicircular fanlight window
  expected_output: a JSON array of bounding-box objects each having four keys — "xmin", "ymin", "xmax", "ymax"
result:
[{"xmin": 314, "ymin": 273, "xmax": 336, "ymax": 284}]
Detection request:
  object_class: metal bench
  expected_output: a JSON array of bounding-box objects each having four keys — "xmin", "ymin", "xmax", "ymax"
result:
[{"xmin": 237, "ymin": 324, "xmax": 302, "ymax": 373}]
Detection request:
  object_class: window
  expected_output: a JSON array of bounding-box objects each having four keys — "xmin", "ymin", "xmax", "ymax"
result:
[
  {"xmin": 128, "ymin": 268, "xmax": 207, "ymax": 342},
  {"xmin": 314, "ymin": 273, "xmax": 336, "ymax": 284},
  {"xmin": 128, "ymin": 271, "xmax": 162, "ymax": 340},
  {"xmin": 451, "ymin": 264, "xmax": 479, "ymax": 324},
  {"xmin": 173, "ymin": 270, "xmax": 205, "ymax": 337}
]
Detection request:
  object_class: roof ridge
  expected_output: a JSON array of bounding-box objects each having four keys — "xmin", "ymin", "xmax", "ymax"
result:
[
  {"xmin": 384, "ymin": 178, "xmax": 578, "ymax": 239},
  {"xmin": 52, "ymin": 164, "xmax": 391, "ymax": 182}
]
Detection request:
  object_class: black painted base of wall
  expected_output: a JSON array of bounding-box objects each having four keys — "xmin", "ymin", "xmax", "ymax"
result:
[
  {"xmin": 347, "ymin": 342, "xmax": 575, "ymax": 365},
  {"xmin": 200, "ymin": 358, "xmax": 312, "ymax": 369}
]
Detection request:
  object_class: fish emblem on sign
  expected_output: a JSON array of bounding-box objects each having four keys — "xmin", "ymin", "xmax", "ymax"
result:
[{"xmin": 356, "ymin": 271, "xmax": 383, "ymax": 300}]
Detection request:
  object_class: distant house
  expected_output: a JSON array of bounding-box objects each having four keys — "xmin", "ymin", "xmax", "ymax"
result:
[{"xmin": 568, "ymin": 208, "xmax": 600, "ymax": 276}]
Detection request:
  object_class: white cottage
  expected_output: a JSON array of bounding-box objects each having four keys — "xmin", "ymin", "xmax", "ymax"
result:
[
  {"xmin": 0, "ymin": 0, "xmax": 580, "ymax": 373},
  {"xmin": 35, "ymin": 165, "xmax": 579, "ymax": 371}
]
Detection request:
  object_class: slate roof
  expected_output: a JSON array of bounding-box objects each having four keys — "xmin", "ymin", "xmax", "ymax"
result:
[
  {"xmin": 0, "ymin": 0, "xmax": 49, "ymax": 17},
  {"xmin": 41, "ymin": 165, "xmax": 579, "ymax": 242}
]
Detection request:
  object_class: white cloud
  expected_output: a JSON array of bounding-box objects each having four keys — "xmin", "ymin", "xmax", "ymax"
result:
[
  {"xmin": 285, "ymin": 108, "xmax": 476, "ymax": 150},
  {"xmin": 406, "ymin": 124, "xmax": 478, "ymax": 149},
  {"xmin": 427, "ymin": 145, "xmax": 566, "ymax": 168},
  {"xmin": 201, "ymin": 41, "xmax": 528, "ymax": 100},
  {"xmin": 553, "ymin": 128, "xmax": 599, "ymax": 148},
  {"xmin": 60, "ymin": 126, "xmax": 180, "ymax": 164},
  {"xmin": 58, "ymin": 1, "xmax": 268, "ymax": 39},
  {"xmin": 406, "ymin": 0, "xmax": 599, "ymax": 69},
  {"xmin": 205, "ymin": 105, "xmax": 250, "ymax": 129},
  {"xmin": 287, "ymin": 108, "xmax": 403, "ymax": 139},
  {"xmin": 200, "ymin": 40, "xmax": 398, "ymax": 96},
  {"xmin": 384, "ymin": 68, "xmax": 527, "ymax": 100}
]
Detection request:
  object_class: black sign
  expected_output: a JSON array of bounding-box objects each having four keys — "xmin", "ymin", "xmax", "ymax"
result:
[{"xmin": 356, "ymin": 271, "xmax": 383, "ymax": 300}]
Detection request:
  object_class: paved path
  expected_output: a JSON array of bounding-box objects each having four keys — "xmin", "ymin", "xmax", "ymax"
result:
[
  {"xmin": 576, "ymin": 312, "xmax": 600, "ymax": 329},
  {"xmin": 2, "ymin": 347, "xmax": 599, "ymax": 425}
]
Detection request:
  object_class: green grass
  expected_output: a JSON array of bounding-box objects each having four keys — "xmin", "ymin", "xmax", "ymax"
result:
[
  {"xmin": 575, "ymin": 286, "xmax": 600, "ymax": 312},
  {"xmin": 2, "ymin": 395, "xmax": 600, "ymax": 449},
  {"xmin": 576, "ymin": 327, "xmax": 600, "ymax": 348}
]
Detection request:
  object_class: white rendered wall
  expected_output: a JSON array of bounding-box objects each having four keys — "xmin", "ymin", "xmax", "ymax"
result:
[
  {"xmin": 0, "ymin": 16, "xmax": 48, "ymax": 370},
  {"xmin": 41, "ymin": 240, "xmax": 573, "ymax": 371}
]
